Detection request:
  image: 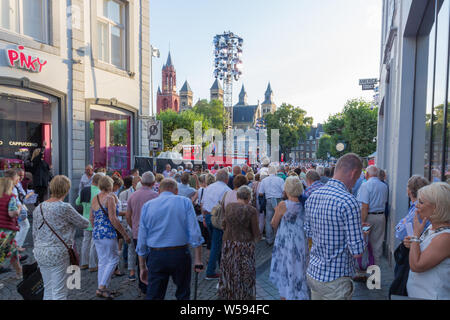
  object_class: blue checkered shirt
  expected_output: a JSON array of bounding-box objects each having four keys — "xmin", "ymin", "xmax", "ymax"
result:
[
  {"xmin": 304, "ymin": 180, "xmax": 325, "ymax": 198},
  {"xmin": 305, "ymin": 179, "xmax": 365, "ymax": 282}
]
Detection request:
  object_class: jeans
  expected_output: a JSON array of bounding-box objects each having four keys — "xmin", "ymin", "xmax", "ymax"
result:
[
  {"xmin": 15, "ymin": 217, "xmax": 30, "ymax": 247},
  {"xmin": 80, "ymin": 230, "xmax": 98, "ymax": 268},
  {"xmin": 119, "ymin": 221, "xmax": 135, "ymax": 272},
  {"xmin": 146, "ymin": 247, "xmax": 192, "ymax": 300},
  {"xmin": 134, "ymin": 239, "xmax": 148, "ymax": 294},
  {"xmin": 205, "ymin": 214, "xmax": 223, "ymax": 276},
  {"xmin": 94, "ymin": 239, "xmax": 119, "ymax": 288},
  {"xmin": 40, "ymin": 261, "xmax": 70, "ymax": 300},
  {"xmin": 265, "ymin": 198, "xmax": 281, "ymax": 245}
]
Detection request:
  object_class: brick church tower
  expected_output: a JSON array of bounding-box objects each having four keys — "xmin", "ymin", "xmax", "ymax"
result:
[{"xmin": 157, "ymin": 52, "xmax": 180, "ymax": 113}]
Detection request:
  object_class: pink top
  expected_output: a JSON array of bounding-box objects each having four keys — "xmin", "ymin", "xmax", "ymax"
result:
[{"xmin": 127, "ymin": 186, "xmax": 159, "ymax": 239}]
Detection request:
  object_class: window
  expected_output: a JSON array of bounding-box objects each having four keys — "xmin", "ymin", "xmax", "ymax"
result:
[
  {"xmin": 97, "ymin": 0, "xmax": 126, "ymax": 69},
  {"xmin": 89, "ymin": 105, "xmax": 132, "ymax": 175},
  {"xmin": 421, "ymin": 0, "xmax": 450, "ymax": 181},
  {"xmin": 0, "ymin": 0, "xmax": 49, "ymax": 43}
]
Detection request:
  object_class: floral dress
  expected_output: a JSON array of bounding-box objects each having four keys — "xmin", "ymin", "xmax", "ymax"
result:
[
  {"xmin": 269, "ymin": 200, "xmax": 310, "ymax": 300},
  {"xmin": 93, "ymin": 195, "xmax": 119, "ymax": 240},
  {"xmin": 0, "ymin": 196, "xmax": 20, "ymax": 264}
]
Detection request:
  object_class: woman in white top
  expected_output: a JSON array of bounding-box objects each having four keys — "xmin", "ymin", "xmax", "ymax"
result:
[{"xmin": 404, "ymin": 182, "xmax": 450, "ymax": 300}]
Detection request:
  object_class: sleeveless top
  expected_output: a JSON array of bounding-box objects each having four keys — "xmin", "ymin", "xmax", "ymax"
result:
[
  {"xmin": 407, "ymin": 225, "xmax": 450, "ymax": 300},
  {"xmin": 92, "ymin": 194, "xmax": 120, "ymax": 240}
]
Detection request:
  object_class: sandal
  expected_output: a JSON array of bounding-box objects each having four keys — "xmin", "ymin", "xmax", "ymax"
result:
[{"xmin": 96, "ymin": 289, "xmax": 113, "ymax": 300}]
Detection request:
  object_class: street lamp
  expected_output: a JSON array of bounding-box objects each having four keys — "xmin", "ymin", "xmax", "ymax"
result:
[
  {"xmin": 150, "ymin": 45, "xmax": 160, "ymax": 117},
  {"xmin": 213, "ymin": 31, "xmax": 243, "ymax": 128}
]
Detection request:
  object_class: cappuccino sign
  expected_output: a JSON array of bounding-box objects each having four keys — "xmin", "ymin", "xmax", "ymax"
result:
[{"xmin": 6, "ymin": 46, "xmax": 47, "ymax": 73}]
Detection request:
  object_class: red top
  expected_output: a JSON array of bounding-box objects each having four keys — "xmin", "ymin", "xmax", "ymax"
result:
[{"xmin": 0, "ymin": 194, "xmax": 19, "ymax": 231}]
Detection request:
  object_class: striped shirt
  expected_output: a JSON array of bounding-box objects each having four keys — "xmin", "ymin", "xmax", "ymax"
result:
[{"xmin": 305, "ymin": 179, "xmax": 365, "ymax": 282}]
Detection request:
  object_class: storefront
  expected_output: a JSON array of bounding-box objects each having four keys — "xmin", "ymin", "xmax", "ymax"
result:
[
  {"xmin": 86, "ymin": 99, "xmax": 138, "ymax": 177},
  {"xmin": 0, "ymin": 77, "xmax": 67, "ymax": 177},
  {"xmin": 377, "ymin": 0, "xmax": 449, "ymax": 264}
]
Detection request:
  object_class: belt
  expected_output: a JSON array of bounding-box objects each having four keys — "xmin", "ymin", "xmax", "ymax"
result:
[
  {"xmin": 369, "ymin": 211, "xmax": 384, "ymax": 215},
  {"xmin": 150, "ymin": 244, "xmax": 188, "ymax": 251}
]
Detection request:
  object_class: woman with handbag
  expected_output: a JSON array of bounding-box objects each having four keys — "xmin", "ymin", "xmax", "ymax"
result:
[
  {"xmin": 91, "ymin": 176, "xmax": 131, "ymax": 299},
  {"xmin": 32, "ymin": 175, "xmax": 90, "ymax": 300}
]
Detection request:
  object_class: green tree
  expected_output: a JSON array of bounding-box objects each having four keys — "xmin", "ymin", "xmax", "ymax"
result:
[
  {"xmin": 264, "ymin": 103, "xmax": 313, "ymax": 158},
  {"xmin": 156, "ymin": 109, "xmax": 210, "ymax": 151},
  {"xmin": 192, "ymin": 99, "xmax": 228, "ymax": 133},
  {"xmin": 323, "ymin": 98, "xmax": 378, "ymax": 158},
  {"xmin": 316, "ymin": 134, "xmax": 333, "ymax": 160}
]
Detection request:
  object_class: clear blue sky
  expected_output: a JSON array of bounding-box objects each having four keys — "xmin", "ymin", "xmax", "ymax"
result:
[{"xmin": 150, "ymin": 0, "xmax": 382, "ymax": 125}]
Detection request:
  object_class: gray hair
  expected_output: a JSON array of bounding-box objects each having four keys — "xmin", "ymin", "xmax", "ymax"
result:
[
  {"xmin": 159, "ymin": 178, "xmax": 178, "ymax": 193},
  {"xmin": 185, "ymin": 162, "xmax": 193, "ymax": 170},
  {"xmin": 237, "ymin": 185, "xmax": 252, "ymax": 201},
  {"xmin": 316, "ymin": 165, "xmax": 325, "ymax": 176},
  {"xmin": 366, "ymin": 165, "xmax": 378, "ymax": 177},
  {"xmin": 216, "ymin": 169, "xmax": 229, "ymax": 183},
  {"xmin": 141, "ymin": 172, "xmax": 155, "ymax": 186},
  {"xmin": 268, "ymin": 164, "xmax": 278, "ymax": 175},
  {"xmin": 284, "ymin": 176, "xmax": 304, "ymax": 198}
]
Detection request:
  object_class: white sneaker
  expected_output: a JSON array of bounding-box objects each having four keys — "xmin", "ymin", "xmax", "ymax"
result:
[
  {"xmin": 216, "ymin": 282, "xmax": 219, "ymax": 290},
  {"xmin": 0, "ymin": 283, "xmax": 4, "ymax": 290}
]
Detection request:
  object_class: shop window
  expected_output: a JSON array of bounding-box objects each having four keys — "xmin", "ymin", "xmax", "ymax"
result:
[
  {"xmin": 89, "ymin": 105, "xmax": 132, "ymax": 176},
  {"xmin": 422, "ymin": 0, "xmax": 450, "ymax": 181},
  {"xmin": 0, "ymin": 0, "xmax": 49, "ymax": 43},
  {"xmin": 97, "ymin": 0, "xmax": 126, "ymax": 69},
  {"xmin": 0, "ymin": 93, "xmax": 56, "ymax": 172}
]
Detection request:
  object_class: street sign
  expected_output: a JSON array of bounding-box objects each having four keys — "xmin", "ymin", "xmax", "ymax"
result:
[
  {"xmin": 362, "ymin": 84, "xmax": 375, "ymax": 90},
  {"xmin": 359, "ymin": 78, "xmax": 378, "ymax": 85}
]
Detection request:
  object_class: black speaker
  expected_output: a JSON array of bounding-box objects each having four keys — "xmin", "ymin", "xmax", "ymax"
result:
[{"xmin": 134, "ymin": 157, "xmax": 154, "ymax": 174}]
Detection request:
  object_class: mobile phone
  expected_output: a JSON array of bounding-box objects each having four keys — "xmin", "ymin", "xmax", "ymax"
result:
[{"xmin": 362, "ymin": 226, "xmax": 371, "ymax": 232}]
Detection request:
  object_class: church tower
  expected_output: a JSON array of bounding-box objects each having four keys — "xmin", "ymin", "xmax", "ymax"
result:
[
  {"xmin": 237, "ymin": 84, "xmax": 248, "ymax": 106},
  {"xmin": 179, "ymin": 80, "xmax": 193, "ymax": 112},
  {"xmin": 210, "ymin": 79, "xmax": 224, "ymax": 102},
  {"xmin": 261, "ymin": 82, "xmax": 276, "ymax": 116},
  {"xmin": 157, "ymin": 52, "xmax": 180, "ymax": 114}
]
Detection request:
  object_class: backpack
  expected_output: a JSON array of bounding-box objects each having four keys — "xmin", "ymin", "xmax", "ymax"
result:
[{"xmin": 210, "ymin": 191, "xmax": 228, "ymax": 230}]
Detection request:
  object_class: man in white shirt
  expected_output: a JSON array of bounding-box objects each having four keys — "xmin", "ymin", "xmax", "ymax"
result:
[
  {"xmin": 259, "ymin": 164, "xmax": 285, "ymax": 245},
  {"xmin": 79, "ymin": 165, "xmax": 94, "ymax": 195},
  {"xmin": 201, "ymin": 169, "xmax": 231, "ymax": 279},
  {"xmin": 357, "ymin": 165, "xmax": 388, "ymax": 265},
  {"xmin": 163, "ymin": 164, "xmax": 172, "ymax": 178}
]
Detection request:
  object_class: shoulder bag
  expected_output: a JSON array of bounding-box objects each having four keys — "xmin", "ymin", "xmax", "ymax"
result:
[
  {"xmin": 194, "ymin": 188, "xmax": 204, "ymax": 216},
  {"xmin": 97, "ymin": 195, "xmax": 123, "ymax": 240},
  {"xmin": 211, "ymin": 191, "xmax": 228, "ymax": 230},
  {"xmin": 39, "ymin": 204, "xmax": 79, "ymax": 266}
]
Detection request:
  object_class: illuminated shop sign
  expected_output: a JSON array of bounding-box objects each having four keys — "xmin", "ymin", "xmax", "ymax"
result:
[
  {"xmin": 2, "ymin": 141, "xmax": 38, "ymax": 147},
  {"xmin": 6, "ymin": 46, "xmax": 47, "ymax": 73}
]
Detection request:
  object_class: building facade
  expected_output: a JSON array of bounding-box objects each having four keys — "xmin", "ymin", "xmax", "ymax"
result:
[
  {"xmin": 179, "ymin": 80, "xmax": 193, "ymax": 112},
  {"xmin": 292, "ymin": 124, "xmax": 324, "ymax": 162},
  {"xmin": 0, "ymin": 0, "xmax": 151, "ymax": 202},
  {"xmin": 377, "ymin": 0, "xmax": 449, "ymax": 263},
  {"xmin": 232, "ymin": 85, "xmax": 261, "ymax": 130},
  {"xmin": 210, "ymin": 79, "xmax": 223, "ymax": 102},
  {"xmin": 156, "ymin": 52, "xmax": 180, "ymax": 113}
]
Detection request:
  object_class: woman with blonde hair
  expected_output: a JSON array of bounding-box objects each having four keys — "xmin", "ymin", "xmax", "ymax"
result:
[
  {"xmin": 32, "ymin": 175, "xmax": 90, "ymax": 300},
  {"xmin": 404, "ymin": 182, "xmax": 450, "ymax": 299},
  {"xmin": 270, "ymin": 176, "xmax": 310, "ymax": 300},
  {"xmin": 91, "ymin": 176, "xmax": 131, "ymax": 299},
  {"xmin": 0, "ymin": 178, "xmax": 22, "ymax": 285}
]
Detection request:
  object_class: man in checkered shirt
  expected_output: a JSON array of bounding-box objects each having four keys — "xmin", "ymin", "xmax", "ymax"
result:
[{"xmin": 305, "ymin": 153, "xmax": 366, "ymax": 300}]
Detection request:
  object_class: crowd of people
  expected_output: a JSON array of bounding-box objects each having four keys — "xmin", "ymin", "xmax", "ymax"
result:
[{"xmin": 0, "ymin": 152, "xmax": 449, "ymax": 300}]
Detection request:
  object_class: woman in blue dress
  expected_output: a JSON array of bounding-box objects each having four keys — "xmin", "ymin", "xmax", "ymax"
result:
[
  {"xmin": 269, "ymin": 176, "xmax": 310, "ymax": 300},
  {"xmin": 90, "ymin": 176, "xmax": 130, "ymax": 299}
]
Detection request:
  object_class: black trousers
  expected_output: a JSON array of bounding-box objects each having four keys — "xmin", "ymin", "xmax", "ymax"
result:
[
  {"xmin": 146, "ymin": 247, "xmax": 191, "ymax": 300},
  {"xmin": 34, "ymin": 186, "xmax": 47, "ymax": 205},
  {"xmin": 133, "ymin": 239, "xmax": 148, "ymax": 294}
]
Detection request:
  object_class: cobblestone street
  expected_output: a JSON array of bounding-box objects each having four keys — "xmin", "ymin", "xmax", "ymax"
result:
[{"xmin": 0, "ymin": 223, "xmax": 394, "ymax": 300}]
